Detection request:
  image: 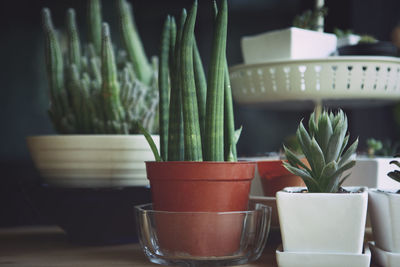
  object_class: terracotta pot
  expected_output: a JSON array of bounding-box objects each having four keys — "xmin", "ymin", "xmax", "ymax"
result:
[
  {"xmin": 257, "ymin": 160, "xmax": 306, "ymax": 197},
  {"xmin": 146, "ymin": 161, "xmax": 256, "ymax": 257}
]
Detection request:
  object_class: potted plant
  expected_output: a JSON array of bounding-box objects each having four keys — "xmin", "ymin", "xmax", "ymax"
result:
[
  {"xmin": 27, "ymin": 0, "xmax": 159, "ymax": 188},
  {"xmin": 334, "ymin": 28, "xmax": 361, "ymax": 48},
  {"xmin": 368, "ymin": 159, "xmax": 400, "ymax": 264},
  {"xmin": 276, "ymin": 109, "xmax": 369, "ymax": 263},
  {"xmin": 241, "ymin": 1, "xmax": 337, "ymax": 63},
  {"xmin": 26, "ymin": 0, "xmax": 159, "ymax": 245},
  {"xmin": 141, "ymin": 0, "xmax": 256, "ymax": 257},
  {"xmin": 343, "ymin": 138, "xmax": 400, "ymax": 191}
]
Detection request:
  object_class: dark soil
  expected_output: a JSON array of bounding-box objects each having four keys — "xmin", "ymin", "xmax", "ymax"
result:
[{"xmin": 296, "ymin": 187, "xmax": 363, "ymax": 193}]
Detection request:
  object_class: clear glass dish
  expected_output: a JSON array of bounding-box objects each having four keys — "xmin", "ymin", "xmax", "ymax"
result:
[{"xmin": 135, "ymin": 203, "xmax": 271, "ymax": 266}]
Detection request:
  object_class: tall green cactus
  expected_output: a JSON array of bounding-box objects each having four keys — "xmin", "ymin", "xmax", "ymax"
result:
[
  {"xmin": 204, "ymin": 0, "xmax": 228, "ymax": 161},
  {"xmin": 158, "ymin": 16, "xmax": 171, "ymax": 161},
  {"xmin": 155, "ymin": 0, "xmax": 238, "ymax": 162},
  {"xmin": 87, "ymin": 0, "xmax": 102, "ymax": 54},
  {"xmin": 167, "ymin": 11, "xmax": 186, "ymax": 161},
  {"xmin": 42, "ymin": 0, "xmax": 158, "ymax": 135},
  {"xmin": 118, "ymin": 0, "xmax": 152, "ymax": 85}
]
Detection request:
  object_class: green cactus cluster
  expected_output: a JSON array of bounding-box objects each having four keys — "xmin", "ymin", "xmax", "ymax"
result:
[
  {"xmin": 143, "ymin": 0, "xmax": 239, "ymax": 162},
  {"xmin": 283, "ymin": 109, "xmax": 359, "ymax": 193},
  {"xmin": 42, "ymin": 0, "xmax": 158, "ymax": 134}
]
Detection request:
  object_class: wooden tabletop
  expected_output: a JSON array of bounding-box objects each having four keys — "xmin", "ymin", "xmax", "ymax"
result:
[{"xmin": 0, "ymin": 226, "xmax": 278, "ymax": 267}]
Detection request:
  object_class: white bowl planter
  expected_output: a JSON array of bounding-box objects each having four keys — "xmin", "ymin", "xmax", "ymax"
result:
[
  {"xmin": 27, "ymin": 135, "xmax": 159, "ymax": 188},
  {"xmin": 241, "ymin": 27, "xmax": 337, "ymax": 64},
  {"xmin": 276, "ymin": 187, "xmax": 368, "ymax": 253},
  {"xmin": 369, "ymin": 189, "xmax": 400, "ymax": 253},
  {"xmin": 343, "ymin": 157, "xmax": 400, "ymax": 191}
]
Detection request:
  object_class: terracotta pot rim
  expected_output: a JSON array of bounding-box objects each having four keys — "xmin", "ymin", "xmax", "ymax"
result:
[
  {"xmin": 145, "ymin": 161, "xmax": 255, "ymax": 165},
  {"xmin": 146, "ymin": 161, "xmax": 256, "ymax": 181}
]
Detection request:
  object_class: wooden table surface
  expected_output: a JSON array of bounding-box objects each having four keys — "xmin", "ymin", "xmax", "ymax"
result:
[
  {"xmin": 0, "ymin": 226, "xmax": 278, "ymax": 267},
  {"xmin": 0, "ymin": 226, "xmax": 377, "ymax": 267}
]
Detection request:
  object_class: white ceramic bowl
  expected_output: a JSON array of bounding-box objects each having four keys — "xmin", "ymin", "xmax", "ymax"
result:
[{"xmin": 27, "ymin": 135, "xmax": 159, "ymax": 188}]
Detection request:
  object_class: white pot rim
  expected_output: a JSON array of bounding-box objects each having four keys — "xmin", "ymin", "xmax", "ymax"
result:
[
  {"xmin": 369, "ymin": 188, "xmax": 400, "ymax": 195},
  {"xmin": 281, "ymin": 186, "xmax": 367, "ymax": 195}
]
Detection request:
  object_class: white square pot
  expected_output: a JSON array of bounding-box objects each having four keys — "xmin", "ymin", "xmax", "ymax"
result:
[
  {"xmin": 369, "ymin": 189, "xmax": 400, "ymax": 253},
  {"xmin": 276, "ymin": 244, "xmax": 371, "ymax": 267},
  {"xmin": 276, "ymin": 187, "xmax": 368, "ymax": 253},
  {"xmin": 241, "ymin": 27, "xmax": 337, "ymax": 64},
  {"xmin": 343, "ymin": 157, "xmax": 400, "ymax": 191}
]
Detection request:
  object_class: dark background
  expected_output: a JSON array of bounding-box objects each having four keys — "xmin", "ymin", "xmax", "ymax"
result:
[{"xmin": 1, "ymin": 0, "xmax": 399, "ymax": 227}]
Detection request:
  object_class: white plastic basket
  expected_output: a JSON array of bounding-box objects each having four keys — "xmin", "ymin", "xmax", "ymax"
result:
[{"xmin": 229, "ymin": 56, "xmax": 400, "ymax": 104}]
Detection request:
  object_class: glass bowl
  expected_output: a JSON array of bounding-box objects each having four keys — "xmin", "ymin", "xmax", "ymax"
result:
[{"xmin": 135, "ymin": 203, "xmax": 271, "ymax": 266}]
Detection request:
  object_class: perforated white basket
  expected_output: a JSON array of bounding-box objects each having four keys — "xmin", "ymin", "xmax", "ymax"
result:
[{"xmin": 229, "ymin": 56, "xmax": 400, "ymax": 104}]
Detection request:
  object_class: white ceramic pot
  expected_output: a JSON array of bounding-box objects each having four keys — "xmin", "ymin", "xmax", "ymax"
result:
[
  {"xmin": 27, "ymin": 135, "xmax": 159, "ymax": 188},
  {"xmin": 276, "ymin": 187, "xmax": 368, "ymax": 253},
  {"xmin": 369, "ymin": 189, "xmax": 400, "ymax": 253},
  {"xmin": 241, "ymin": 27, "xmax": 337, "ymax": 64},
  {"xmin": 343, "ymin": 157, "xmax": 400, "ymax": 191}
]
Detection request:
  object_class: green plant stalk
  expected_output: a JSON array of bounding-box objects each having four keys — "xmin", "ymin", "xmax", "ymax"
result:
[
  {"xmin": 224, "ymin": 66, "xmax": 236, "ymax": 161},
  {"xmin": 158, "ymin": 16, "xmax": 171, "ymax": 161},
  {"xmin": 138, "ymin": 123, "xmax": 161, "ymax": 162},
  {"xmin": 205, "ymin": 0, "xmax": 228, "ymax": 161},
  {"xmin": 213, "ymin": 0, "xmax": 237, "ymax": 162},
  {"xmin": 193, "ymin": 39, "xmax": 207, "ymax": 147},
  {"xmin": 118, "ymin": 0, "xmax": 152, "ymax": 85},
  {"xmin": 42, "ymin": 8, "xmax": 70, "ymax": 132},
  {"xmin": 101, "ymin": 23, "xmax": 125, "ymax": 132},
  {"xmin": 180, "ymin": 1, "xmax": 202, "ymax": 161},
  {"xmin": 167, "ymin": 12, "xmax": 185, "ymax": 161},
  {"xmin": 87, "ymin": 0, "xmax": 102, "ymax": 55},
  {"xmin": 67, "ymin": 64, "xmax": 84, "ymax": 131},
  {"xmin": 66, "ymin": 9, "xmax": 81, "ymax": 71}
]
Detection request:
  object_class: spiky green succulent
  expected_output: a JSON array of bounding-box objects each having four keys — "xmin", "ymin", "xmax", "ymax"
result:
[
  {"xmin": 283, "ymin": 109, "xmax": 359, "ymax": 193},
  {"xmin": 142, "ymin": 0, "xmax": 240, "ymax": 162},
  {"xmin": 42, "ymin": 0, "xmax": 158, "ymax": 134},
  {"xmin": 388, "ymin": 159, "xmax": 400, "ymax": 183}
]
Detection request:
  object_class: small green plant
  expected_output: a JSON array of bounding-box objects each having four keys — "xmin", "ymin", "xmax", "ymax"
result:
[
  {"xmin": 358, "ymin": 35, "xmax": 377, "ymax": 44},
  {"xmin": 283, "ymin": 109, "xmax": 358, "ymax": 193},
  {"xmin": 333, "ymin": 28, "xmax": 354, "ymax": 38},
  {"xmin": 388, "ymin": 158, "xmax": 400, "ymax": 183},
  {"xmin": 42, "ymin": 0, "xmax": 158, "ymax": 134},
  {"xmin": 367, "ymin": 138, "xmax": 383, "ymax": 157},
  {"xmin": 143, "ymin": 0, "xmax": 240, "ymax": 162},
  {"xmin": 366, "ymin": 138, "xmax": 399, "ymax": 157},
  {"xmin": 293, "ymin": 7, "xmax": 327, "ymax": 31}
]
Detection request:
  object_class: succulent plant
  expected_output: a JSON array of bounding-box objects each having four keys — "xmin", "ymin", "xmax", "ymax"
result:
[
  {"xmin": 333, "ymin": 28, "xmax": 354, "ymax": 38},
  {"xmin": 367, "ymin": 138, "xmax": 383, "ymax": 157},
  {"xmin": 388, "ymin": 158, "xmax": 400, "ymax": 183},
  {"xmin": 42, "ymin": 0, "xmax": 158, "ymax": 134},
  {"xmin": 293, "ymin": 7, "xmax": 328, "ymax": 31},
  {"xmin": 358, "ymin": 35, "xmax": 378, "ymax": 44},
  {"xmin": 143, "ymin": 0, "xmax": 239, "ymax": 162},
  {"xmin": 366, "ymin": 138, "xmax": 399, "ymax": 157},
  {"xmin": 283, "ymin": 110, "xmax": 359, "ymax": 193}
]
